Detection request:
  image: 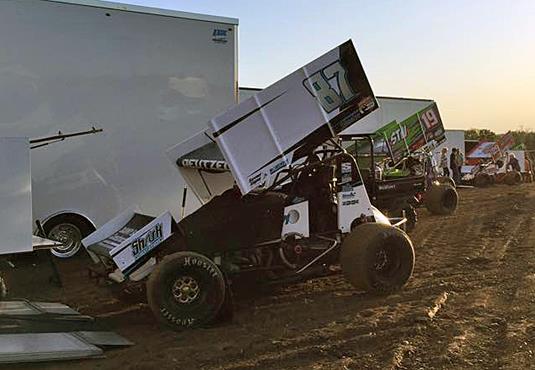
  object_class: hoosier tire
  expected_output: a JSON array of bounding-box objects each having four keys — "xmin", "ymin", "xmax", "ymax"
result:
[
  {"xmin": 340, "ymin": 223, "xmax": 415, "ymax": 294},
  {"xmin": 147, "ymin": 252, "xmax": 226, "ymax": 330},
  {"xmin": 425, "ymin": 184, "xmax": 458, "ymax": 215},
  {"xmin": 474, "ymin": 173, "xmax": 492, "ymax": 188},
  {"xmin": 505, "ymin": 171, "xmax": 522, "ymax": 185}
]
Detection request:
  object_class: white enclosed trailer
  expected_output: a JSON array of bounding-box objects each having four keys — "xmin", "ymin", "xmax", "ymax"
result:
[{"xmin": 0, "ymin": 0, "xmax": 238, "ymax": 257}]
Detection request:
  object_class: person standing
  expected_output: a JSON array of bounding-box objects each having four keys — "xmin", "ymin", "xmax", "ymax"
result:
[
  {"xmin": 440, "ymin": 147, "xmax": 449, "ymax": 177},
  {"xmin": 456, "ymin": 149, "xmax": 464, "ymax": 181},
  {"xmin": 450, "ymin": 148, "xmax": 460, "ymax": 183},
  {"xmin": 507, "ymin": 152, "xmax": 521, "ymax": 172}
]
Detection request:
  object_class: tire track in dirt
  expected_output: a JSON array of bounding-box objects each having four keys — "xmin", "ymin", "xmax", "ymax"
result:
[{"xmin": 395, "ymin": 185, "xmax": 535, "ymax": 369}]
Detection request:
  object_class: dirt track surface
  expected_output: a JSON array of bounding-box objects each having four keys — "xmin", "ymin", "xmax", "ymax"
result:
[{"xmin": 7, "ymin": 184, "xmax": 535, "ymax": 369}]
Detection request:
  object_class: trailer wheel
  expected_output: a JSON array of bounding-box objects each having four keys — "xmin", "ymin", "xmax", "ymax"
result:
[
  {"xmin": 474, "ymin": 173, "xmax": 491, "ymax": 187},
  {"xmin": 505, "ymin": 171, "xmax": 522, "ymax": 185},
  {"xmin": 425, "ymin": 184, "xmax": 458, "ymax": 215},
  {"xmin": 147, "ymin": 252, "xmax": 226, "ymax": 330},
  {"xmin": 340, "ymin": 223, "xmax": 414, "ymax": 294},
  {"xmin": 44, "ymin": 214, "xmax": 95, "ymax": 258}
]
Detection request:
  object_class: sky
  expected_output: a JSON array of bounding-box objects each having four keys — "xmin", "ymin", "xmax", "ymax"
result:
[{"xmin": 116, "ymin": 0, "xmax": 534, "ymax": 132}]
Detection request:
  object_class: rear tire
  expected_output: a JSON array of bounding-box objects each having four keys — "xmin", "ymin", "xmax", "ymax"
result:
[
  {"xmin": 340, "ymin": 223, "xmax": 414, "ymax": 294},
  {"xmin": 147, "ymin": 252, "xmax": 226, "ymax": 330},
  {"xmin": 425, "ymin": 184, "xmax": 458, "ymax": 215},
  {"xmin": 474, "ymin": 173, "xmax": 491, "ymax": 187},
  {"xmin": 505, "ymin": 171, "xmax": 522, "ymax": 185}
]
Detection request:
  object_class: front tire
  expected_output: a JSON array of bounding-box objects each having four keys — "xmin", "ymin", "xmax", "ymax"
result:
[
  {"xmin": 340, "ymin": 223, "xmax": 415, "ymax": 294},
  {"xmin": 147, "ymin": 252, "xmax": 226, "ymax": 330},
  {"xmin": 425, "ymin": 184, "xmax": 458, "ymax": 215}
]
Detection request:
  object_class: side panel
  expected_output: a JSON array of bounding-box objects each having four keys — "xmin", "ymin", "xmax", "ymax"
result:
[
  {"xmin": 0, "ymin": 1, "xmax": 236, "ymax": 226},
  {"xmin": 0, "ymin": 138, "xmax": 32, "ymax": 254},
  {"xmin": 212, "ymin": 41, "xmax": 378, "ymax": 194}
]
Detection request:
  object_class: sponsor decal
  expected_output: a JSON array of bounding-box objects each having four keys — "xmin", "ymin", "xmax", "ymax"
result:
[
  {"xmin": 160, "ymin": 307, "xmax": 196, "ymax": 326},
  {"xmin": 248, "ymin": 172, "xmax": 264, "ymax": 186},
  {"xmin": 378, "ymin": 184, "xmax": 396, "ymax": 191},
  {"xmin": 269, "ymin": 159, "xmax": 288, "ymax": 174},
  {"xmin": 212, "ymin": 29, "xmax": 228, "ymax": 44},
  {"xmin": 130, "ymin": 223, "xmax": 163, "ymax": 259},
  {"xmin": 303, "ymin": 60, "xmax": 356, "ymax": 113},
  {"xmin": 183, "ymin": 256, "xmax": 219, "ymax": 279},
  {"xmin": 340, "ymin": 190, "xmax": 359, "ymax": 206},
  {"xmin": 181, "ymin": 159, "xmax": 229, "ymax": 171},
  {"xmin": 283, "ymin": 209, "xmax": 300, "ymax": 225}
]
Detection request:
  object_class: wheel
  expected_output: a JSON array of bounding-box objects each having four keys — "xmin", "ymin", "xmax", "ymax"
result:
[
  {"xmin": 505, "ymin": 171, "xmax": 522, "ymax": 185},
  {"xmin": 425, "ymin": 184, "xmax": 458, "ymax": 215},
  {"xmin": 0, "ymin": 274, "xmax": 6, "ymax": 300},
  {"xmin": 340, "ymin": 223, "xmax": 414, "ymax": 294},
  {"xmin": 147, "ymin": 251, "xmax": 226, "ymax": 330},
  {"xmin": 474, "ymin": 173, "xmax": 491, "ymax": 187},
  {"xmin": 436, "ymin": 176, "xmax": 455, "ymax": 188},
  {"xmin": 44, "ymin": 215, "xmax": 95, "ymax": 258}
]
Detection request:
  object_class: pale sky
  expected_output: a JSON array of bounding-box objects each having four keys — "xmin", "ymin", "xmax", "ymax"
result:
[{"xmin": 117, "ymin": 0, "xmax": 534, "ymax": 133}]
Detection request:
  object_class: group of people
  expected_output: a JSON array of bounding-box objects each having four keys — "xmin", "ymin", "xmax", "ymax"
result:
[
  {"xmin": 439, "ymin": 147, "xmax": 522, "ymax": 185},
  {"xmin": 439, "ymin": 147, "xmax": 464, "ymax": 184}
]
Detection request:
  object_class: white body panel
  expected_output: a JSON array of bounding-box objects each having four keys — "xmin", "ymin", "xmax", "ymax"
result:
[
  {"xmin": 0, "ymin": 138, "xmax": 32, "ymax": 254},
  {"xmin": 213, "ymin": 41, "xmax": 378, "ymax": 194},
  {"xmin": 110, "ymin": 212, "xmax": 173, "ymax": 273},
  {"xmin": 342, "ymin": 97, "xmax": 433, "ymax": 135},
  {"xmin": 337, "ymin": 186, "xmax": 373, "ymax": 233},
  {"xmin": 167, "ymin": 129, "xmax": 234, "ymax": 204},
  {"xmin": 0, "ymin": 0, "xmax": 237, "ymax": 228},
  {"xmin": 282, "ymin": 201, "xmax": 310, "ymax": 239}
]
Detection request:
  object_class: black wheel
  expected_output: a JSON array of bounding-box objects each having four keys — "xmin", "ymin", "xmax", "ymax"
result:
[
  {"xmin": 505, "ymin": 171, "xmax": 522, "ymax": 185},
  {"xmin": 474, "ymin": 173, "xmax": 491, "ymax": 187},
  {"xmin": 0, "ymin": 274, "xmax": 6, "ymax": 300},
  {"xmin": 44, "ymin": 214, "xmax": 95, "ymax": 258},
  {"xmin": 340, "ymin": 223, "xmax": 415, "ymax": 294},
  {"xmin": 147, "ymin": 252, "xmax": 226, "ymax": 330},
  {"xmin": 425, "ymin": 184, "xmax": 458, "ymax": 215},
  {"xmin": 437, "ymin": 176, "xmax": 456, "ymax": 188}
]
